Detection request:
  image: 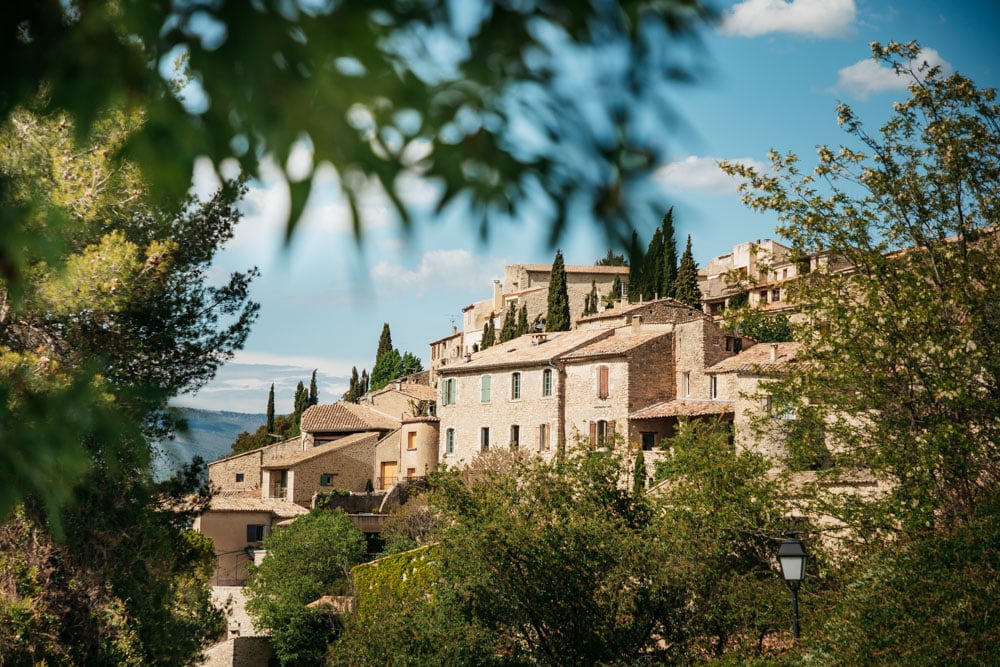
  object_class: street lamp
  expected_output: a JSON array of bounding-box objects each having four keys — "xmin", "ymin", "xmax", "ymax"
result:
[{"xmin": 778, "ymin": 531, "xmax": 807, "ymax": 641}]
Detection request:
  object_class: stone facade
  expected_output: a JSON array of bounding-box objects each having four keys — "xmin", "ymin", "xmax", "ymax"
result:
[
  {"xmin": 375, "ymin": 419, "xmax": 441, "ymax": 488},
  {"xmin": 208, "ymin": 437, "xmax": 305, "ymax": 493},
  {"xmin": 261, "ymin": 431, "xmax": 381, "ymax": 501}
]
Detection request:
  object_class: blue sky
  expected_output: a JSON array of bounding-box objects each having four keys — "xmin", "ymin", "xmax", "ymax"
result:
[{"xmin": 175, "ymin": 0, "xmax": 1000, "ymax": 414}]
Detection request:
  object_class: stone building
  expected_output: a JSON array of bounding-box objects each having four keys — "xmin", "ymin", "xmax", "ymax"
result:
[
  {"xmin": 431, "ymin": 262, "xmax": 630, "ymax": 378},
  {"xmin": 435, "ymin": 308, "xmax": 742, "ymax": 467}
]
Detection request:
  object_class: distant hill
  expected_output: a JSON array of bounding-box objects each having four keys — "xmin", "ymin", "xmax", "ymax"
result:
[{"xmin": 154, "ymin": 408, "xmax": 266, "ymax": 479}]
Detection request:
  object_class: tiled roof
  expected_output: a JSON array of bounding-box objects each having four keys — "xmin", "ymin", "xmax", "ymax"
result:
[
  {"xmin": 206, "ymin": 491, "xmax": 309, "ymax": 518},
  {"xmin": 300, "ymin": 402, "xmax": 400, "ymax": 433},
  {"xmin": 630, "ymin": 400, "xmax": 735, "ymax": 420},
  {"xmin": 518, "ymin": 263, "xmax": 630, "ymax": 275},
  {"xmin": 263, "ymin": 431, "xmax": 381, "ymax": 468},
  {"xmin": 706, "ymin": 342, "xmax": 804, "ymax": 374},
  {"xmin": 576, "ymin": 297, "xmax": 700, "ymax": 323},
  {"xmin": 561, "ymin": 329, "xmax": 670, "ymax": 360},
  {"xmin": 441, "ymin": 329, "xmax": 612, "ymax": 372}
]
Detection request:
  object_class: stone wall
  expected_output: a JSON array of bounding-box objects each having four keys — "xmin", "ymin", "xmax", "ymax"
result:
[
  {"xmin": 287, "ymin": 434, "xmax": 379, "ymax": 501},
  {"xmin": 438, "ymin": 364, "xmax": 561, "ymax": 466},
  {"xmin": 210, "ymin": 438, "xmax": 303, "ymax": 492}
]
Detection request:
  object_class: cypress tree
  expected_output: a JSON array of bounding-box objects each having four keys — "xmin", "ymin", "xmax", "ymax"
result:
[
  {"xmin": 661, "ymin": 208, "xmax": 678, "ymax": 299},
  {"xmin": 545, "ymin": 249, "xmax": 571, "ymax": 331},
  {"xmin": 266, "ymin": 383, "xmax": 275, "ymax": 434},
  {"xmin": 481, "ymin": 313, "xmax": 496, "ymax": 348},
  {"xmin": 587, "ymin": 281, "xmax": 599, "ymax": 315},
  {"xmin": 343, "ymin": 366, "xmax": 359, "ymax": 402},
  {"xmin": 294, "ymin": 381, "xmax": 308, "ymax": 426},
  {"xmin": 308, "ymin": 369, "xmax": 318, "ymax": 406},
  {"xmin": 517, "ymin": 304, "xmax": 529, "ymax": 336},
  {"xmin": 376, "ymin": 323, "xmax": 393, "ymax": 361},
  {"xmin": 499, "ymin": 302, "xmax": 518, "ymax": 343},
  {"xmin": 360, "ymin": 369, "xmax": 369, "ymax": 395},
  {"xmin": 674, "ymin": 235, "xmax": 703, "ymax": 310},
  {"xmin": 645, "ymin": 227, "xmax": 664, "ymax": 301},
  {"xmin": 608, "ymin": 276, "xmax": 622, "ymax": 306},
  {"xmin": 626, "ymin": 231, "xmax": 644, "ymax": 302},
  {"xmin": 633, "ymin": 447, "xmax": 646, "ymax": 496}
]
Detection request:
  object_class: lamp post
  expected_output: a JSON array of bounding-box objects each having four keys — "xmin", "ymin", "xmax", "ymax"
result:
[{"xmin": 778, "ymin": 531, "xmax": 807, "ymax": 641}]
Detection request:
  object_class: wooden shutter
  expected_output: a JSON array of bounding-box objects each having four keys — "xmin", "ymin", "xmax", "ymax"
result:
[
  {"xmin": 589, "ymin": 421, "xmax": 597, "ymax": 445},
  {"xmin": 597, "ymin": 366, "xmax": 609, "ymax": 399}
]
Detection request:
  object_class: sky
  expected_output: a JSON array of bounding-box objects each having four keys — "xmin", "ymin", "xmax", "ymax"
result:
[{"xmin": 173, "ymin": 0, "xmax": 1000, "ymax": 414}]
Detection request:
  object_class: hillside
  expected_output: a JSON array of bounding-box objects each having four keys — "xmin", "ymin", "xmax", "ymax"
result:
[{"xmin": 154, "ymin": 408, "xmax": 266, "ymax": 479}]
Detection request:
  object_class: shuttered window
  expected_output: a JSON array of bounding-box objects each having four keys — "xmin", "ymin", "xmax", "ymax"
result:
[
  {"xmin": 481, "ymin": 374, "xmax": 491, "ymax": 403},
  {"xmin": 597, "ymin": 365, "xmax": 609, "ymax": 399}
]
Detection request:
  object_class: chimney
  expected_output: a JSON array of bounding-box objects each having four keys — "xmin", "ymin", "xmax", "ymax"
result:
[
  {"xmin": 632, "ymin": 314, "xmax": 642, "ymax": 334},
  {"xmin": 770, "ymin": 344, "xmax": 779, "ymax": 362},
  {"xmin": 493, "ymin": 280, "xmax": 502, "ymax": 312}
]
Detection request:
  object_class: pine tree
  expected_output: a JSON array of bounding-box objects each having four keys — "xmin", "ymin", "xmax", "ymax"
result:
[
  {"xmin": 545, "ymin": 249, "xmax": 571, "ymax": 332},
  {"xmin": 481, "ymin": 313, "xmax": 496, "ymax": 348},
  {"xmin": 308, "ymin": 370, "xmax": 318, "ymax": 406},
  {"xmin": 499, "ymin": 302, "xmax": 518, "ymax": 343},
  {"xmin": 660, "ymin": 208, "xmax": 678, "ymax": 299},
  {"xmin": 266, "ymin": 383, "xmax": 275, "ymax": 434},
  {"xmin": 517, "ymin": 304, "xmax": 529, "ymax": 336},
  {"xmin": 674, "ymin": 235, "xmax": 702, "ymax": 310},
  {"xmin": 376, "ymin": 323, "xmax": 393, "ymax": 361}
]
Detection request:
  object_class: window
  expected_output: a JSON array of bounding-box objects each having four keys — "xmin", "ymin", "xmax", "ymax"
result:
[
  {"xmin": 440, "ymin": 378, "xmax": 456, "ymax": 405},
  {"xmin": 590, "ymin": 420, "xmax": 614, "ymax": 446},
  {"xmin": 683, "ymin": 371, "xmax": 691, "ymax": 397},
  {"xmin": 511, "ymin": 372, "xmax": 521, "ymax": 400},
  {"xmin": 235, "ymin": 473, "xmax": 244, "ymax": 483},
  {"xmin": 760, "ymin": 394, "xmax": 773, "ymax": 414},
  {"xmin": 597, "ymin": 365, "xmax": 609, "ymax": 399},
  {"xmin": 759, "ymin": 289, "xmax": 768, "ymax": 303},
  {"xmin": 481, "ymin": 374, "xmax": 491, "ymax": 402},
  {"xmin": 407, "ymin": 431, "xmax": 417, "ymax": 450},
  {"xmin": 510, "ymin": 424, "xmax": 520, "ymax": 449},
  {"xmin": 641, "ymin": 432, "xmax": 656, "ymax": 451},
  {"xmin": 710, "ymin": 375, "xmax": 719, "ymax": 399},
  {"xmin": 772, "ymin": 288, "xmax": 781, "ymax": 302},
  {"xmin": 480, "ymin": 427, "xmax": 490, "ymax": 452},
  {"xmin": 542, "ymin": 368, "xmax": 553, "ymax": 397},
  {"xmin": 445, "ymin": 428, "xmax": 455, "ymax": 455},
  {"xmin": 406, "ymin": 467, "xmax": 416, "ymax": 481},
  {"xmin": 538, "ymin": 423, "xmax": 549, "ymax": 451},
  {"xmin": 246, "ymin": 524, "xmax": 266, "ymax": 542},
  {"xmin": 320, "ymin": 473, "xmax": 335, "ymax": 486}
]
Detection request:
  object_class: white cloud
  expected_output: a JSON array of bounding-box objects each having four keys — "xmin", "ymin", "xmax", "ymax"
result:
[
  {"xmin": 653, "ymin": 156, "xmax": 765, "ymax": 195},
  {"xmin": 370, "ymin": 249, "xmax": 506, "ymax": 298},
  {"xmin": 720, "ymin": 0, "xmax": 856, "ymax": 38},
  {"xmin": 834, "ymin": 47, "xmax": 952, "ymax": 100}
]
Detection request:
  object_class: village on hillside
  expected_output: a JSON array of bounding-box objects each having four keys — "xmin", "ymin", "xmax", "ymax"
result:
[{"xmin": 195, "ymin": 236, "xmax": 886, "ymax": 657}]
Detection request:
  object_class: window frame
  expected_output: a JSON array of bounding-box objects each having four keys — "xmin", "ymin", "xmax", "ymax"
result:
[
  {"xmin": 235, "ymin": 472, "xmax": 245, "ymax": 483},
  {"xmin": 481, "ymin": 374, "xmax": 491, "ymax": 403},
  {"xmin": 480, "ymin": 427, "xmax": 490, "ymax": 452},
  {"xmin": 246, "ymin": 524, "xmax": 266, "ymax": 542},
  {"xmin": 320, "ymin": 473, "xmax": 335, "ymax": 486},
  {"xmin": 511, "ymin": 372, "xmax": 521, "ymax": 400},
  {"xmin": 542, "ymin": 368, "xmax": 553, "ymax": 397},
  {"xmin": 710, "ymin": 375, "xmax": 719, "ymax": 399},
  {"xmin": 445, "ymin": 428, "xmax": 455, "ymax": 455},
  {"xmin": 510, "ymin": 424, "xmax": 520, "ymax": 449},
  {"xmin": 407, "ymin": 430, "xmax": 417, "ymax": 450}
]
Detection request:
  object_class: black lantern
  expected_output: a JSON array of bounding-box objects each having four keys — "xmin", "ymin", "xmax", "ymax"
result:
[{"xmin": 778, "ymin": 531, "xmax": 807, "ymax": 640}]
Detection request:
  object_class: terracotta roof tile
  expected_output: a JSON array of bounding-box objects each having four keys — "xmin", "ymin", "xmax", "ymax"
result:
[
  {"xmin": 441, "ymin": 329, "xmax": 612, "ymax": 372},
  {"xmin": 206, "ymin": 491, "xmax": 309, "ymax": 518},
  {"xmin": 518, "ymin": 263, "xmax": 630, "ymax": 275},
  {"xmin": 301, "ymin": 402, "xmax": 400, "ymax": 433},
  {"xmin": 263, "ymin": 431, "xmax": 381, "ymax": 468},
  {"xmin": 706, "ymin": 342, "xmax": 804, "ymax": 375},
  {"xmin": 630, "ymin": 400, "xmax": 734, "ymax": 419},
  {"xmin": 561, "ymin": 329, "xmax": 669, "ymax": 360}
]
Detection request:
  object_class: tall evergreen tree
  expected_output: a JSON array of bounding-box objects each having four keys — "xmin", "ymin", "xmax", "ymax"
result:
[
  {"xmin": 596, "ymin": 249, "xmax": 628, "ymax": 266},
  {"xmin": 517, "ymin": 304, "xmax": 529, "ymax": 336},
  {"xmin": 308, "ymin": 369, "xmax": 319, "ymax": 406},
  {"xmin": 583, "ymin": 280, "xmax": 599, "ymax": 316},
  {"xmin": 294, "ymin": 381, "xmax": 308, "ymax": 424},
  {"xmin": 481, "ymin": 313, "xmax": 496, "ymax": 348},
  {"xmin": 266, "ymin": 383, "xmax": 275, "ymax": 434},
  {"xmin": 660, "ymin": 208, "xmax": 678, "ymax": 299},
  {"xmin": 644, "ymin": 227, "xmax": 664, "ymax": 301},
  {"xmin": 376, "ymin": 323, "xmax": 393, "ymax": 361},
  {"xmin": 626, "ymin": 231, "xmax": 644, "ymax": 302},
  {"xmin": 343, "ymin": 367, "xmax": 360, "ymax": 402},
  {"xmin": 499, "ymin": 303, "xmax": 518, "ymax": 343},
  {"xmin": 360, "ymin": 370, "xmax": 369, "ymax": 396},
  {"xmin": 674, "ymin": 235, "xmax": 702, "ymax": 310},
  {"xmin": 608, "ymin": 276, "xmax": 623, "ymax": 306},
  {"xmin": 545, "ymin": 250, "xmax": 571, "ymax": 332}
]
